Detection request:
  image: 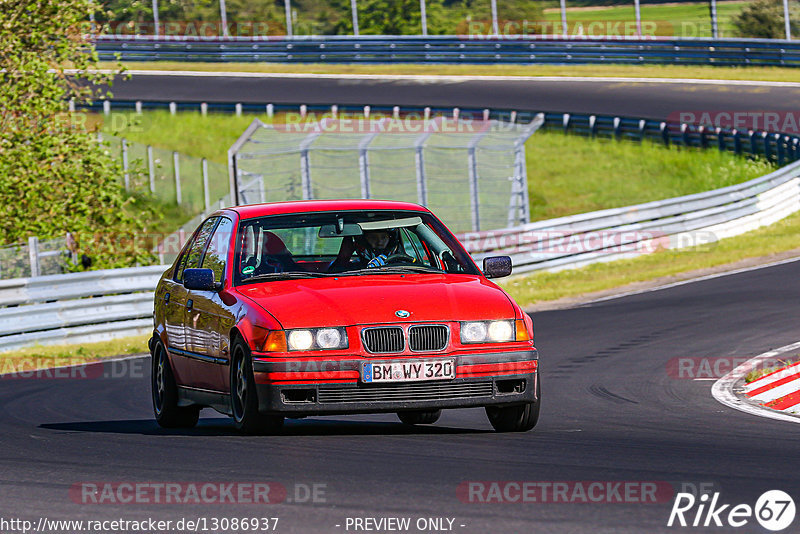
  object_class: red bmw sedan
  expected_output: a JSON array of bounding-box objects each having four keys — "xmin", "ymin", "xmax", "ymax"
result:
[{"xmin": 150, "ymin": 200, "xmax": 539, "ymax": 434}]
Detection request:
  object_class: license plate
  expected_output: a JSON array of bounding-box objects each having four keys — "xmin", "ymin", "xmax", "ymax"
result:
[{"xmin": 362, "ymin": 359, "xmax": 455, "ymax": 383}]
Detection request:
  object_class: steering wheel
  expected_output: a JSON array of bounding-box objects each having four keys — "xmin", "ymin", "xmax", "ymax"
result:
[{"xmin": 384, "ymin": 253, "xmax": 417, "ymax": 264}]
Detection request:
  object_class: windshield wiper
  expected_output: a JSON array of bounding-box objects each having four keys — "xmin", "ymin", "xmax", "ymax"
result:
[
  {"xmin": 342, "ymin": 265, "xmax": 444, "ymax": 275},
  {"xmin": 243, "ymin": 271, "xmax": 335, "ymax": 283}
]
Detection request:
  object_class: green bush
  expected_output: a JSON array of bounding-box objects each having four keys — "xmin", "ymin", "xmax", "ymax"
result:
[
  {"xmin": 0, "ymin": 0, "xmax": 157, "ymax": 270},
  {"xmin": 731, "ymin": 0, "xmax": 798, "ymax": 39}
]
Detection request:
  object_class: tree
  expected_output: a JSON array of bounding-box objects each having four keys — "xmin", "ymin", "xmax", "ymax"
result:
[
  {"xmin": 731, "ymin": 0, "xmax": 798, "ymax": 39},
  {"xmin": 0, "ymin": 0, "xmax": 157, "ymax": 269}
]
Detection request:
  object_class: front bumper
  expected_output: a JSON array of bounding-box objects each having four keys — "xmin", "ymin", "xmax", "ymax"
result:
[{"xmin": 252, "ymin": 349, "xmax": 538, "ymax": 416}]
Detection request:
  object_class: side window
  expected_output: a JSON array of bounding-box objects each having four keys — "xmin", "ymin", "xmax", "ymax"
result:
[
  {"xmin": 175, "ymin": 217, "xmax": 218, "ymax": 282},
  {"xmin": 201, "ymin": 217, "xmax": 234, "ymax": 283}
]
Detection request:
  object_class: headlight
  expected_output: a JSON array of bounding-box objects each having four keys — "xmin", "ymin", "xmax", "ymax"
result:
[
  {"xmin": 287, "ymin": 330, "xmax": 314, "ymax": 351},
  {"xmin": 460, "ymin": 320, "xmax": 516, "ymax": 344},
  {"xmin": 286, "ymin": 327, "xmax": 348, "ymax": 351}
]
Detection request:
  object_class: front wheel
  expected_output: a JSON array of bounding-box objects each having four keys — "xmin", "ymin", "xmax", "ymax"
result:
[
  {"xmin": 230, "ymin": 338, "xmax": 284, "ymax": 435},
  {"xmin": 397, "ymin": 409, "xmax": 441, "ymax": 425},
  {"xmin": 151, "ymin": 339, "xmax": 200, "ymax": 429},
  {"xmin": 485, "ymin": 377, "xmax": 540, "ymax": 432}
]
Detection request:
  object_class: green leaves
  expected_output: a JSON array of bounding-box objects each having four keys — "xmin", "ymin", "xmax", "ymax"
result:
[{"xmin": 0, "ymin": 0, "xmax": 156, "ymax": 270}]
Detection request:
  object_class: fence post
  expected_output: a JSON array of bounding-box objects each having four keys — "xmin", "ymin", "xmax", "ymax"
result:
[
  {"xmin": 121, "ymin": 138, "xmax": 130, "ymax": 191},
  {"xmin": 749, "ymin": 130, "xmax": 758, "ymax": 155},
  {"xmin": 28, "ymin": 236, "xmax": 40, "ymax": 278},
  {"xmin": 717, "ymin": 128, "xmax": 725, "ymax": 152},
  {"xmin": 202, "ymin": 158, "xmax": 211, "ymax": 211},
  {"xmin": 660, "ymin": 122, "xmax": 669, "ymax": 147},
  {"xmin": 358, "ymin": 132, "xmax": 379, "ymax": 199},
  {"xmin": 777, "ymin": 134, "xmax": 785, "ymax": 166},
  {"xmin": 732, "ymin": 130, "xmax": 742, "ymax": 155},
  {"xmin": 414, "ymin": 132, "xmax": 432, "ymax": 206},
  {"xmin": 173, "ymin": 151, "xmax": 182, "ymax": 205},
  {"xmin": 147, "ymin": 145, "xmax": 156, "ymax": 193}
]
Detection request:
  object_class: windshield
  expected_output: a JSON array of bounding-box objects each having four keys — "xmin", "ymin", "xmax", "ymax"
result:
[{"xmin": 233, "ymin": 210, "xmax": 480, "ymax": 285}]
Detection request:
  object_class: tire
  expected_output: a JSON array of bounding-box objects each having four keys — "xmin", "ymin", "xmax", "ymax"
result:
[
  {"xmin": 230, "ymin": 338, "xmax": 284, "ymax": 435},
  {"xmin": 151, "ymin": 339, "xmax": 200, "ymax": 429},
  {"xmin": 397, "ymin": 409, "xmax": 442, "ymax": 425},
  {"xmin": 485, "ymin": 376, "xmax": 541, "ymax": 433}
]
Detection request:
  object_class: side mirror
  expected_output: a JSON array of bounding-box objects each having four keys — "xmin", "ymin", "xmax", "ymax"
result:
[
  {"xmin": 184, "ymin": 268, "xmax": 219, "ymax": 291},
  {"xmin": 483, "ymin": 256, "xmax": 512, "ymax": 279}
]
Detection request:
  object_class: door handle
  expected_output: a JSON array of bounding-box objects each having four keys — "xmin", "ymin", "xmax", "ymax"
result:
[{"xmin": 186, "ymin": 299, "xmax": 193, "ymax": 310}]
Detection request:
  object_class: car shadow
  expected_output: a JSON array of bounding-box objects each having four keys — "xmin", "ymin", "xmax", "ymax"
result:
[{"xmin": 40, "ymin": 417, "xmax": 492, "ymax": 437}]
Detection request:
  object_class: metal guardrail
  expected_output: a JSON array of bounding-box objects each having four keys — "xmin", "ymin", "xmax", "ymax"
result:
[
  {"xmin": 0, "ymin": 266, "xmax": 164, "ymax": 352},
  {"xmin": 462, "ymin": 160, "xmax": 800, "ymax": 274},
  {"xmin": 6, "ymin": 103, "xmax": 800, "ymax": 350},
  {"xmin": 94, "ymin": 36, "xmax": 800, "ymax": 67}
]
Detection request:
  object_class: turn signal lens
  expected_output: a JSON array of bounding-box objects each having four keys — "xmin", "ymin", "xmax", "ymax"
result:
[
  {"xmin": 251, "ymin": 328, "xmax": 287, "ymax": 352},
  {"xmin": 515, "ymin": 319, "xmax": 530, "ymax": 342}
]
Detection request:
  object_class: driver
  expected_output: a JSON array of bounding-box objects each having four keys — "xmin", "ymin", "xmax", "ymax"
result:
[{"xmin": 359, "ymin": 228, "xmax": 402, "ymax": 268}]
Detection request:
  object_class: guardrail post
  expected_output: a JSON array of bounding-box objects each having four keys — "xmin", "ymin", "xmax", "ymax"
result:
[
  {"xmin": 147, "ymin": 145, "xmax": 156, "ymax": 194},
  {"xmin": 793, "ymin": 138, "xmax": 800, "ymax": 161},
  {"xmin": 749, "ymin": 130, "xmax": 758, "ymax": 156},
  {"xmin": 660, "ymin": 122, "xmax": 669, "ymax": 147},
  {"xmin": 266, "ymin": 104, "xmax": 274, "ymax": 118},
  {"xmin": 173, "ymin": 151, "xmax": 182, "ymax": 205},
  {"xmin": 589, "ymin": 115, "xmax": 597, "ymax": 138},
  {"xmin": 613, "ymin": 117, "xmax": 621, "ymax": 140},
  {"xmin": 28, "ymin": 237, "xmax": 40, "ymax": 278},
  {"xmin": 763, "ymin": 132, "xmax": 772, "ymax": 161},
  {"xmin": 681, "ymin": 123, "xmax": 690, "ymax": 147},
  {"xmin": 638, "ymin": 119, "xmax": 646, "ymax": 142},
  {"xmin": 201, "ymin": 102, "xmax": 208, "ymax": 116},
  {"xmin": 103, "ymin": 100, "xmax": 110, "ymax": 115},
  {"xmin": 562, "ymin": 113, "xmax": 570, "ymax": 134},
  {"xmin": 202, "ymin": 158, "xmax": 211, "ymax": 211},
  {"xmin": 732, "ymin": 130, "xmax": 742, "ymax": 155},
  {"xmin": 776, "ymin": 134, "xmax": 785, "ymax": 166},
  {"xmin": 169, "ymin": 102, "xmax": 176, "ymax": 115},
  {"xmin": 699, "ymin": 126, "xmax": 708, "ymax": 149},
  {"xmin": 121, "ymin": 138, "xmax": 130, "ymax": 191},
  {"xmin": 135, "ymin": 101, "xmax": 142, "ymax": 114},
  {"xmin": 235, "ymin": 103, "xmax": 243, "ymax": 116},
  {"xmin": 716, "ymin": 128, "xmax": 724, "ymax": 152}
]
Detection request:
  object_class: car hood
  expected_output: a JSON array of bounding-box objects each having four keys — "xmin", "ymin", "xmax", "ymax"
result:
[{"xmin": 235, "ymin": 274, "xmax": 516, "ymax": 328}]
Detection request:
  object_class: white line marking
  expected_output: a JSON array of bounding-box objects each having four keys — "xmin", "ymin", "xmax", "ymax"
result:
[
  {"xmin": 587, "ymin": 255, "xmax": 800, "ymax": 305},
  {"xmin": 67, "ymin": 69, "xmax": 800, "ymax": 88},
  {"xmin": 711, "ymin": 341, "xmax": 800, "ymax": 424}
]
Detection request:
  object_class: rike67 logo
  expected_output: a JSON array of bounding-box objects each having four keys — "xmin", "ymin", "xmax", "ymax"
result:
[{"xmin": 668, "ymin": 490, "xmax": 795, "ymax": 531}]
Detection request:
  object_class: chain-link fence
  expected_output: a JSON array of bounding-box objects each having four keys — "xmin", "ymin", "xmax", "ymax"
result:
[
  {"xmin": 99, "ymin": 133, "xmax": 230, "ymax": 215},
  {"xmin": 0, "ymin": 237, "xmax": 69, "ymax": 280},
  {"xmin": 230, "ymin": 115, "xmax": 543, "ymax": 234}
]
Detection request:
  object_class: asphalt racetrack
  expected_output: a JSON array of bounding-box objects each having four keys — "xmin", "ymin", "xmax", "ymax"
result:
[
  {"xmin": 3, "ymin": 260, "xmax": 800, "ymax": 533},
  {"xmin": 5, "ymin": 72, "xmax": 800, "ymax": 533},
  {"xmin": 107, "ymin": 72, "xmax": 800, "ymax": 119}
]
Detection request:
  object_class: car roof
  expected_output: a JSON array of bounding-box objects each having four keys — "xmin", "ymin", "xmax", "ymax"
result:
[{"xmin": 227, "ymin": 199, "xmax": 430, "ymax": 219}]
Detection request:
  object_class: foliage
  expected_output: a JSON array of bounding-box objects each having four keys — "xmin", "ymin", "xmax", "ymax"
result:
[
  {"xmin": 731, "ymin": 0, "xmax": 798, "ymax": 39},
  {"xmin": 0, "ymin": 0, "xmax": 157, "ymax": 269}
]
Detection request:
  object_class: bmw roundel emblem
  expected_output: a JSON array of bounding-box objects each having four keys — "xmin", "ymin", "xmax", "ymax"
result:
[{"xmin": 395, "ymin": 310, "xmax": 411, "ymax": 318}]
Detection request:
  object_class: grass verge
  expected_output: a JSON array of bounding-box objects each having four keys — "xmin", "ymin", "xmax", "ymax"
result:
[
  {"xmin": 101, "ymin": 110, "xmax": 774, "ymax": 223},
  {"xmin": 0, "ymin": 335, "xmax": 150, "ymax": 373},
  {"xmin": 500, "ymin": 209, "xmax": 800, "ymax": 307},
  {"xmin": 107, "ymin": 62, "xmax": 800, "ymax": 83}
]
